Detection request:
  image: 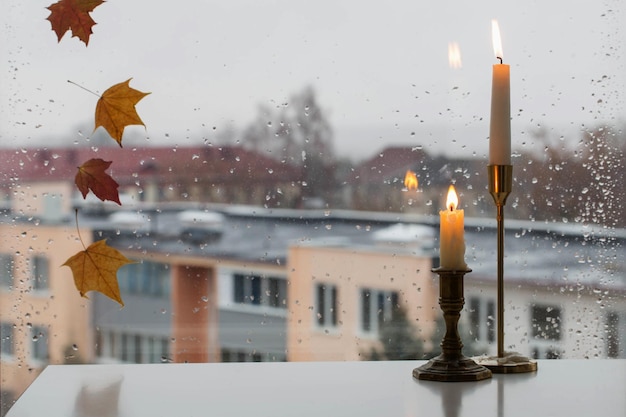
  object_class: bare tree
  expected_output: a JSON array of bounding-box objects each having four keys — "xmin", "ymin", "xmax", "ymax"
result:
[
  {"xmin": 514, "ymin": 123, "xmax": 625, "ymax": 228},
  {"xmin": 241, "ymin": 86, "xmax": 337, "ymax": 202}
]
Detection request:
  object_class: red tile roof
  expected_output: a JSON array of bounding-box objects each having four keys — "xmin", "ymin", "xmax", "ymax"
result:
[
  {"xmin": 350, "ymin": 146, "xmax": 429, "ymax": 185},
  {"xmin": 0, "ymin": 145, "xmax": 301, "ymax": 188}
]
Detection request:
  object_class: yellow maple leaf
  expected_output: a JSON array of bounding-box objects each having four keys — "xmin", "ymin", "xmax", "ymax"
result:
[
  {"xmin": 94, "ymin": 79, "xmax": 150, "ymax": 146},
  {"xmin": 63, "ymin": 239, "xmax": 134, "ymax": 306}
]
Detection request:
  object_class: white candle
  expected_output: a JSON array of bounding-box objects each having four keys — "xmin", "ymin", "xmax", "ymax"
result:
[
  {"xmin": 489, "ymin": 20, "xmax": 511, "ymax": 166},
  {"xmin": 439, "ymin": 185, "xmax": 467, "ymax": 270}
]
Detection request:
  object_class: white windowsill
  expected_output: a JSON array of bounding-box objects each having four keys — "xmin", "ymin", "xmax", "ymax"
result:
[
  {"xmin": 8, "ymin": 360, "xmax": 625, "ymax": 417},
  {"xmin": 221, "ymin": 303, "xmax": 288, "ymax": 317}
]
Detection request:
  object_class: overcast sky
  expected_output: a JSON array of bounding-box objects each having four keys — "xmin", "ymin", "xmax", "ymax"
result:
[{"xmin": 1, "ymin": 0, "xmax": 624, "ymax": 160}]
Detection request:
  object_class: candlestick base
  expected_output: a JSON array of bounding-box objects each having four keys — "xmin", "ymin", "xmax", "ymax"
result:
[
  {"xmin": 474, "ymin": 353, "xmax": 538, "ymax": 374},
  {"xmin": 414, "ymin": 354, "xmax": 493, "ymax": 382},
  {"xmin": 413, "ymin": 268, "xmax": 492, "ymax": 382}
]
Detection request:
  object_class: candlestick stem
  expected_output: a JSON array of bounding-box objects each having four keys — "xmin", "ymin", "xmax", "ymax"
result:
[
  {"xmin": 496, "ymin": 203, "xmax": 505, "ymax": 358},
  {"xmin": 413, "ymin": 268, "xmax": 492, "ymax": 382},
  {"xmin": 480, "ymin": 165, "xmax": 537, "ymax": 374},
  {"xmin": 488, "ymin": 164, "xmax": 511, "ymax": 359}
]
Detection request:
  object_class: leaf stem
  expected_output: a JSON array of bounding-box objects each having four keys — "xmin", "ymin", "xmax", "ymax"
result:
[
  {"xmin": 67, "ymin": 80, "xmax": 101, "ymax": 98},
  {"xmin": 74, "ymin": 209, "xmax": 87, "ymax": 250}
]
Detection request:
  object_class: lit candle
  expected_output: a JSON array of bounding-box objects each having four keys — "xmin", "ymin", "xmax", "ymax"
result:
[
  {"xmin": 439, "ymin": 185, "xmax": 467, "ymax": 270},
  {"xmin": 489, "ymin": 19, "xmax": 511, "ymax": 165}
]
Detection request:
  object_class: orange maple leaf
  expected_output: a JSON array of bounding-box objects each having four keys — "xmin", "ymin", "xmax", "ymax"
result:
[
  {"xmin": 95, "ymin": 79, "xmax": 150, "ymax": 146},
  {"xmin": 63, "ymin": 239, "xmax": 133, "ymax": 306},
  {"xmin": 75, "ymin": 158, "xmax": 121, "ymax": 205},
  {"xmin": 46, "ymin": 0, "xmax": 105, "ymax": 46}
]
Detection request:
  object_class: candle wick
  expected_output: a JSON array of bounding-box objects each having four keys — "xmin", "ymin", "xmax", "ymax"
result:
[
  {"xmin": 496, "ymin": 56, "xmax": 503, "ymax": 64},
  {"xmin": 449, "ymin": 205, "xmax": 453, "ymax": 212}
]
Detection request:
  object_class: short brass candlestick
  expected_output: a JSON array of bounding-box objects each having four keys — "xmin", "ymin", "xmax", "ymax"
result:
[
  {"xmin": 414, "ymin": 268, "xmax": 492, "ymax": 382},
  {"xmin": 478, "ymin": 165, "xmax": 537, "ymax": 373}
]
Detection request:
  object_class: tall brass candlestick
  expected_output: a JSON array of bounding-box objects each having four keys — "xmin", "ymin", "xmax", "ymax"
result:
[
  {"xmin": 480, "ymin": 165, "xmax": 537, "ymax": 373},
  {"xmin": 414, "ymin": 268, "xmax": 492, "ymax": 382}
]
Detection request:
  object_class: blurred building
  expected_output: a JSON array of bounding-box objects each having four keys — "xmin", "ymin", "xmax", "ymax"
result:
[
  {"xmin": 0, "ymin": 146, "xmax": 303, "ymax": 209},
  {"xmin": 1, "ymin": 146, "xmax": 625, "ymax": 415},
  {"xmin": 287, "ymin": 240, "xmax": 437, "ymax": 361},
  {"xmin": 0, "ymin": 222, "xmax": 95, "ymax": 410},
  {"xmin": 346, "ymin": 146, "xmax": 489, "ymax": 217}
]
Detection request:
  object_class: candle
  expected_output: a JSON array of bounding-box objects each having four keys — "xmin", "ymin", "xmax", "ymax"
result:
[
  {"xmin": 489, "ymin": 20, "xmax": 511, "ymax": 166},
  {"xmin": 439, "ymin": 185, "xmax": 467, "ymax": 270}
]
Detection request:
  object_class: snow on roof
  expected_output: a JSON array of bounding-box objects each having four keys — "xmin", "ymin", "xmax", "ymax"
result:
[{"xmin": 373, "ymin": 223, "xmax": 435, "ymax": 244}]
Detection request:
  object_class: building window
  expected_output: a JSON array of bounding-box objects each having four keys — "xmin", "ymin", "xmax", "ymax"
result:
[
  {"xmin": 146, "ymin": 336, "xmax": 170, "ymax": 363},
  {"xmin": 606, "ymin": 312, "xmax": 620, "ymax": 359},
  {"xmin": 486, "ymin": 300, "xmax": 495, "ymax": 343},
  {"xmin": 315, "ymin": 283, "xmax": 338, "ymax": 327},
  {"xmin": 360, "ymin": 288, "xmax": 399, "ymax": 334},
  {"xmin": 117, "ymin": 261, "xmax": 171, "ymax": 298},
  {"xmin": 96, "ymin": 330, "xmax": 169, "ymax": 364},
  {"xmin": 133, "ymin": 334, "xmax": 142, "ymax": 364},
  {"xmin": 1, "ymin": 322, "xmax": 14, "ymax": 357},
  {"xmin": 31, "ymin": 326, "xmax": 48, "ymax": 362},
  {"xmin": 234, "ymin": 274, "xmax": 261, "ymax": 305},
  {"xmin": 233, "ymin": 273, "xmax": 286, "ymax": 309},
  {"xmin": 0, "ymin": 254, "xmax": 13, "ymax": 289},
  {"xmin": 268, "ymin": 277, "xmax": 286, "ymax": 308},
  {"xmin": 221, "ymin": 348, "xmax": 285, "ymax": 363},
  {"xmin": 31, "ymin": 256, "xmax": 49, "ymax": 292},
  {"xmin": 95, "ymin": 329, "xmax": 103, "ymax": 358},
  {"xmin": 120, "ymin": 333, "xmax": 132, "ymax": 363},
  {"xmin": 532, "ymin": 346, "xmax": 562, "ymax": 360},
  {"xmin": 468, "ymin": 297, "xmax": 497, "ymax": 344},
  {"xmin": 531, "ymin": 304, "xmax": 562, "ymax": 341},
  {"xmin": 109, "ymin": 332, "xmax": 118, "ymax": 359}
]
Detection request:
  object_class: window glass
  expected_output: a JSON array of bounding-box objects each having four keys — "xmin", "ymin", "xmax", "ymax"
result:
[
  {"xmin": 233, "ymin": 273, "xmax": 286, "ymax": 309},
  {"xmin": 361, "ymin": 288, "xmax": 399, "ymax": 335},
  {"xmin": 0, "ymin": 1, "xmax": 625, "ymax": 414},
  {"xmin": 31, "ymin": 326, "xmax": 48, "ymax": 362},
  {"xmin": 606, "ymin": 312, "xmax": 620, "ymax": 358},
  {"xmin": 117, "ymin": 260, "xmax": 170, "ymax": 298},
  {"xmin": 315, "ymin": 283, "xmax": 338, "ymax": 327},
  {"xmin": 531, "ymin": 304, "xmax": 562, "ymax": 341},
  {"xmin": 0, "ymin": 322, "xmax": 14, "ymax": 356},
  {"xmin": 31, "ymin": 256, "xmax": 49, "ymax": 292},
  {"xmin": 0, "ymin": 254, "xmax": 12, "ymax": 289}
]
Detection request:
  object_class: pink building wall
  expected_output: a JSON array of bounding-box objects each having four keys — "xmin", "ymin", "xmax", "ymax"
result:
[
  {"xmin": 0, "ymin": 224, "xmax": 94, "ymax": 400},
  {"xmin": 287, "ymin": 245, "xmax": 437, "ymax": 361}
]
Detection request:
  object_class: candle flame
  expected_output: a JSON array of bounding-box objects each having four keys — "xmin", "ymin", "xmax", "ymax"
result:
[
  {"xmin": 448, "ymin": 42, "xmax": 462, "ymax": 69},
  {"xmin": 492, "ymin": 19, "xmax": 503, "ymax": 61},
  {"xmin": 446, "ymin": 185, "xmax": 458, "ymax": 211},
  {"xmin": 404, "ymin": 170, "xmax": 418, "ymax": 191}
]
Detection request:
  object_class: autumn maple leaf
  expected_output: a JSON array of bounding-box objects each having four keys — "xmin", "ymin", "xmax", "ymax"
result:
[
  {"xmin": 75, "ymin": 158, "xmax": 121, "ymax": 205},
  {"xmin": 63, "ymin": 239, "xmax": 133, "ymax": 306},
  {"xmin": 95, "ymin": 79, "xmax": 150, "ymax": 146},
  {"xmin": 46, "ymin": 0, "xmax": 105, "ymax": 46}
]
